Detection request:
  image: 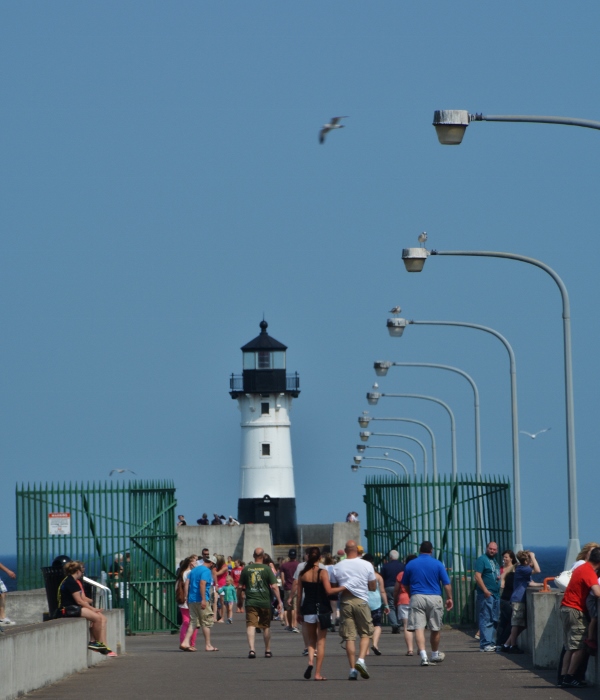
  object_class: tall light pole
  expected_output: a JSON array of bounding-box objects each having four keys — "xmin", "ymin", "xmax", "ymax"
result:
[
  {"xmin": 432, "ymin": 110, "xmax": 600, "ymax": 145},
  {"xmin": 402, "ymin": 244, "xmax": 579, "ymax": 567},
  {"xmin": 352, "ymin": 454, "xmax": 408, "ymax": 478},
  {"xmin": 385, "ymin": 318, "xmax": 522, "ymax": 552},
  {"xmin": 358, "ymin": 430, "xmax": 428, "ymax": 475},
  {"xmin": 356, "ymin": 443, "xmax": 418, "ymax": 476},
  {"xmin": 359, "ymin": 413, "xmax": 437, "ymax": 475},
  {"xmin": 375, "ymin": 360, "xmax": 481, "ymax": 477},
  {"xmin": 368, "ymin": 388, "xmax": 456, "ymax": 477}
]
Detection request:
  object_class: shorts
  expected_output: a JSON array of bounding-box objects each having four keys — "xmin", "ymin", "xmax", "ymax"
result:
[
  {"xmin": 188, "ymin": 602, "xmax": 215, "ymax": 628},
  {"xmin": 560, "ymin": 606, "xmax": 588, "ymax": 651},
  {"xmin": 511, "ymin": 601, "xmax": 527, "ymax": 627},
  {"xmin": 246, "ymin": 606, "xmax": 271, "ymax": 629},
  {"xmin": 0, "ymin": 579, "xmax": 7, "ymax": 594},
  {"xmin": 338, "ymin": 595, "xmax": 373, "ymax": 641},
  {"xmin": 284, "ymin": 589, "xmax": 296, "ymax": 611},
  {"xmin": 408, "ymin": 594, "xmax": 443, "ymax": 631},
  {"xmin": 371, "ymin": 606, "xmax": 383, "ymax": 627},
  {"xmin": 397, "ymin": 604, "xmax": 409, "ymax": 621},
  {"xmin": 303, "ymin": 614, "xmax": 318, "ymax": 624}
]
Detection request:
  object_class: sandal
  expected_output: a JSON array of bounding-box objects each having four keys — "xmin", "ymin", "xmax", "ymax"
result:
[
  {"xmin": 314, "ymin": 677, "xmax": 327, "ymax": 681},
  {"xmin": 265, "ymin": 651, "xmax": 273, "ymax": 658},
  {"xmin": 406, "ymin": 651, "xmax": 414, "ymax": 656},
  {"xmin": 248, "ymin": 650, "xmax": 256, "ymax": 659},
  {"xmin": 372, "ymin": 646, "xmax": 382, "ymax": 656},
  {"xmin": 304, "ymin": 665, "xmax": 313, "ymax": 679}
]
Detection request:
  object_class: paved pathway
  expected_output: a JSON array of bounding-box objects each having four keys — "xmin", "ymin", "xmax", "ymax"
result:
[{"xmin": 24, "ymin": 620, "xmax": 586, "ymax": 699}]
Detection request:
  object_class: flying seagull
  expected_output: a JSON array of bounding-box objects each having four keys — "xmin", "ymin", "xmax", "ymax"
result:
[
  {"xmin": 319, "ymin": 116, "xmax": 348, "ymax": 144},
  {"xmin": 520, "ymin": 428, "xmax": 551, "ymax": 439},
  {"xmin": 389, "ymin": 306, "xmax": 402, "ymax": 315},
  {"xmin": 109, "ymin": 469, "xmax": 137, "ymax": 476}
]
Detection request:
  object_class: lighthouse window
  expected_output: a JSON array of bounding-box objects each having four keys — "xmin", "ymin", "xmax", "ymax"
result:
[
  {"xmin": 261, "ymin": 443, "xmax": 271, "ymax": 456},
  {"xmin": 258, "ymin": 351, "xmax": 270, "ymax": 369},
  {"xmin": 272, "ymin": 351, "xmax": 285, "ymax": 369},
  {"xmin": 261, "ymin": 402, "xmax": 270, "ymax": 415}
]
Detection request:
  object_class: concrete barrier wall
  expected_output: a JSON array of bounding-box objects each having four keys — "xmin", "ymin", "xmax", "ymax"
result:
[
  {"xmin": 332, "ymin": 522, "xmax": 361, "ymax": 554},
  {"xmin": 0, "ymin": 609, "xmax": 125, "ymax": 700},
  {"xmin": 7, "ymin": 587, "xmax": 48, "ymax": 625},
  {"xmin": 176, "ymin": 524, "xmax": 272, "ymax": 564}
]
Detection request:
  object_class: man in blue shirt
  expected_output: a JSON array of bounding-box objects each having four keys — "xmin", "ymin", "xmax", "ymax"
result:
[
  {"xmin": 180, "ymin": 556, "xmax": 219, "ymax": 652},
  {"xmin": 402, "ymin": 541, "xmax": 453, "ymax": 666},
  {"xmin": 474, "ymin": 541, "xmax": 500, "ymax": 652}
]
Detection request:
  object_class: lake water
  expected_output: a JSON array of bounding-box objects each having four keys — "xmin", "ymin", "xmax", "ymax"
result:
[{"xmin": 0, "ymin": 546, "xmax": 569, "ymax": 594}]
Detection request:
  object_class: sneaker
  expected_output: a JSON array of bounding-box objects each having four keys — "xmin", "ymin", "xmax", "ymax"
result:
[
  {"xmin": 391, "ymin": 626, "xmax": 400, "ymax": 634},
  {"xmin": 285, "ymin": 626, "xmax": 294, "ymax": 632},
  {"xmin": 509, "ymin": 646, "xmax": 524, "ymax": 654},
  {"xmin": 106, "ymin": 651, "xmax": 118, "ymax": 658},
  {"xmin": 0, "ymin": 618, "xmax": 15, "ymax": 625},
  {"xmin": 348, "ymin": 669, "xmax": 359, "ymax": 681},
  {"xmin": 562, "ymin": 676, "xmax": 587, "ymax": 688},
  {"xmin": 88, "ymin": 641, "xmax": 104, "ymax": 652},
  {"xmin": 481, "ymin": 645, "xmax": 496, "ymax": 652},
  {"xmin": 227, "ymin": 618, "xmax": 232, "ymax": 624},
  {"xmin": 302, "ymin": 648, "xmax": 309, "ymax": 656},
  {"xmin": 420, "ymin": 657, "xmax": 429, "ymax": 666},
  {"xmin": 354, "ymin": 660, "xmax": 370, "ymax": 679},
  {"xmin": 431, "ymin": 652, "xmax": 445, "ymax": 663},
  {"xmin": 291, "ymin": 627, "xmax": 300, "ymax": 633}
]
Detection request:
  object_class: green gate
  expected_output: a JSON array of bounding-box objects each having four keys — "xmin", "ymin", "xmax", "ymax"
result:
[
  {"xmin": 364, "ymin": 474, "xmax": 512, "ymax": 624},
  {"xmin": 16, "ymin": 480, "xmax": 178, "ymax": 634}
]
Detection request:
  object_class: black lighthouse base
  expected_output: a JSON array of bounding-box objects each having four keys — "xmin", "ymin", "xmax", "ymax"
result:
[{"xmin": 238, "ymin": 497, "xmax": 298, "ymax": 545}]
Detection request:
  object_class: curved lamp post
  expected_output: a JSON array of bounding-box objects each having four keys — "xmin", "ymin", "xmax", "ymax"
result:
[
  {"xmin": 401, "ymin": 244, "xmax": 579, "ymax": 567},
  {"xmin": 358, "ymin": 430, "xmax": 428, "ymax": 475},
  {"xmin": 432, "ymin": 110, "xmax": 600, "ymax": 145},
  {"xmin": 375, "ymin": 360, "xmax": 481, "ymax": 478},
  {"xmin": 359, "ymin": 414, "xmax": 436, "ymax": 475},
  {"xmin": 352, "ymin": 454, "xmax": 408, "ymax": 478},
  {"xmin": 368, "ymin": 388, "xmax": 456, "ymax": 477},
  {"xmin": 385, "ymin": 319, "xmax": 522, "ymax": 552},
  {"xmin": 356, "ymin": 443, "xmax": 418, "ymax": 476}
]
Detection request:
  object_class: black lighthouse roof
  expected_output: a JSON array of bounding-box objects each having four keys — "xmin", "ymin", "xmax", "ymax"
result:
[{"xmin": 241, "ymin": 320, "xmax": 287, "ymax": 352}]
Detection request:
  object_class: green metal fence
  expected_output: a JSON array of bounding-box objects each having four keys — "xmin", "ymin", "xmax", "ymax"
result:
[
  {"xmin": 364, "ymin": 474, "xmax": 512, "ymax": 624},
  {"xmin": 16, "ymin": 480, "xmax": 178, "ymax": 634}
]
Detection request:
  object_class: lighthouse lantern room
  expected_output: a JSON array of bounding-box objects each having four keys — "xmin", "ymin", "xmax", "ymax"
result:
[{"xmin": 230, "ymin": 320, "xmax": 299, "ymax": 544}]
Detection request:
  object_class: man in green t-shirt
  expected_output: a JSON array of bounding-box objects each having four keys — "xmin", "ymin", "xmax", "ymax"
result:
[
  {"xmin": 238, "ymin": 548, "xmax": 283, "ymax": 658},
  {"xmin": 474, "ymin": 541, "xmax": 501, "ymax": 652}
]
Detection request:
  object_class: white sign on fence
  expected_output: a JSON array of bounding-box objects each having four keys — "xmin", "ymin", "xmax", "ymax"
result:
[{"xmin": 48, "ymin": 512, "xmax": 71, "ymax": 535}]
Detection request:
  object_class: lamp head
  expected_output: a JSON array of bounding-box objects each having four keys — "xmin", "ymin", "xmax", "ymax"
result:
[
  {"xmin": 353, "ymin": 455, "xmax": 363, "ymax": 465},
  {"xmin": 433, "ymin": 109, "xmax": 470, "ymax": 145},
  {"xmin": 356, "ymin": 444, "xmax": 366, "ymax": 453},
  {"xmin": 367, "ymin": 392, "xmax": 381, "ymax": 406},
  {"xmin": 402, "ymin": 247, "xmax": 429, "ymax": 273},
  {"xmin": 351, "ymin": 464, "xmax": 359, "ymax": 473},
  {"xmin": 387, "ymin": 317, "xmax": 409, "ymax": 337},
  {"xmin": 374, "ymin": 360, "xmax": 392, "ymax": 376},
  {"xmin": 358, "ymin": 414, "xmax": 371, "ymax": 428},
  {"xmin": 359, "ymin": 431, "xmax": 371, "ymax": 442}
]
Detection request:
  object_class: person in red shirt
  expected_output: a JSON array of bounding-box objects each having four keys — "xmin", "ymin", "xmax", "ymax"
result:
[
  {"xmin": 231, "ymin": 561, "xmax": 245, "ymax": 613},
  {"xmin": 279, "ymin": 549, "xmax": 300, "ymax": 631},
  {"xmin": 559, "ymin": 547, "xmax": 600, "ymax": 688}
]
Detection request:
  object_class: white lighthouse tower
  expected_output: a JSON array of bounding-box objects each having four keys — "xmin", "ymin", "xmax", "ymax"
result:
[{"xmin": 229, "ymin": 320, "xmax": 299, "ymax": 544}]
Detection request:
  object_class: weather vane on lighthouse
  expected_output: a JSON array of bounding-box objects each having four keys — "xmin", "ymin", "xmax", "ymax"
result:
[{"xmin": 229, "ymin": 320, "xmax": 300, "ymax": 544}]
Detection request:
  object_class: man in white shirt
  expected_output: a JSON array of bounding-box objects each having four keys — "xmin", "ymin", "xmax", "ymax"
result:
[{"xmin": 330, "ymin": 540, "xmax": 377, "ymax": 680}]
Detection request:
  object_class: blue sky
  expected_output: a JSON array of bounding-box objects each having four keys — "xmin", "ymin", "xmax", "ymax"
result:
[{"xmin": 1, "ymin": 2, "xmax": 599, "ymax": 552}]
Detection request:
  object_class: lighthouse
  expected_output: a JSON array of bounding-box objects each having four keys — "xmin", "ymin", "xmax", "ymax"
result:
[{"xmin": 229, "ymin": 320, "xmax": 300, "ymax": 544}]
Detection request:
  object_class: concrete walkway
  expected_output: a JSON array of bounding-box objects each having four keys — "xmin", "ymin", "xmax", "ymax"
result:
[{"xmin": 24, "ymin": 621, "xmax": 587, "ymax": 699}]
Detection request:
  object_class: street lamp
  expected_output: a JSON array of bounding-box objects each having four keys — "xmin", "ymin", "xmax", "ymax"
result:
[
  {"xmin": 357, "ymin": 430, "xmax": 428, "ymax": 475},
  {"xmin": 356, "ymin": 444, "xmax": 417, "ymax": 476},
  {"xmin": 383, "ymin": 318, "xmax": 522, "ymax": 552},
  {"xmin": 351, "ymin": 454, "xmax": 408, "ymax": 478},
  {"xmin": 402, "ymin": 243, "xmax": 580, "ymax": 567},
  {"xmin": 367, "ymin": 386, "xmax": 456, "ymax": 477},
  {"xmin": 359, "ymin": 414, "xmax": 437, "ymax": 474},
  {"xmin": 375, "ymin": 360, "xmax": 481, "ymax": 477},
  {"xmin": 432, "ymin": 109, "xmax": 600, "ymax": 146}
]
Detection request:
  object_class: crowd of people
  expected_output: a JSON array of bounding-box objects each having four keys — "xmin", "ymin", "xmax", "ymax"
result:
[
  {"xmin": 177, "ymin": 514, "xmax": 240, "ymax": 526},
  {"xmin": 173, "ymin": 539, "xmax": 600, "ymax": 685}
]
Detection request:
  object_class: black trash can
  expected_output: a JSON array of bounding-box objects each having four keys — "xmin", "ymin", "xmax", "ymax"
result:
[{"xmin": 41, "ymin": 555, "xmax": 72, "ymax": 619}]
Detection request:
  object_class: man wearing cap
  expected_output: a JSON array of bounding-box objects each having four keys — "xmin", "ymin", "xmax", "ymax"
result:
[
  {"xmin": 239, "ymin": 548, "xmax": 283, "ymax": 658},
  {"xmin": 280, "ymin": 548, "xmax": 300, "ymax": 632},
  {"xmin": 180, "ymin": 555, "xmax": 218, "ymax": 652}
]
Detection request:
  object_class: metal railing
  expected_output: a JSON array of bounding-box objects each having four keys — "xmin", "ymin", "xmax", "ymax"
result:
[
  {"xmin": 364, "ymin": 474, "xmax": 512, "ymax": 624},
  {"xmin": 229, "ymin": 372, "xmax": 300, "ymax": 392}
]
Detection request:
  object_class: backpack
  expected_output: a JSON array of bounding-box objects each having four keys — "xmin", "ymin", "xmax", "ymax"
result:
[{"xmin": 176, "ymin": 577, "xmax": 186, "ymax": 605}]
